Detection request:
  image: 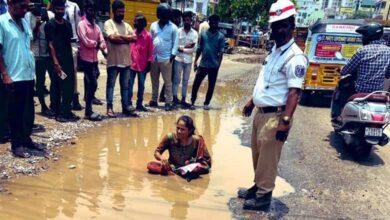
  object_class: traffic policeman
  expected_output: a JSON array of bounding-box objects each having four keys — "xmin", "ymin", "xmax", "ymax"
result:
[{"xmin": 238, "ymin": 0, "xmax": 308, "ymax": 210}]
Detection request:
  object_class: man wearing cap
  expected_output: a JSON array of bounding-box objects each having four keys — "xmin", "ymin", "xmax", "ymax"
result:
[{"xmin": 238, "ymin": 0, "xmax": 308, "ymax": 210}]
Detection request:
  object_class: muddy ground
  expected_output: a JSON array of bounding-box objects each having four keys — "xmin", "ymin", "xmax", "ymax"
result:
[
  {"xmin": 0, "ymin": 52, "xmax": 264, "ymax": 191},
  {"xmin": 2, "ymin": 49, "xmax": 390, "ymax": 219}
]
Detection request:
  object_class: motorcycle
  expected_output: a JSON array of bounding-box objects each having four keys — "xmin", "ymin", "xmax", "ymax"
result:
[{"xmin": 331, "ymin": 82, "xmax": 390, "ymax": 159}]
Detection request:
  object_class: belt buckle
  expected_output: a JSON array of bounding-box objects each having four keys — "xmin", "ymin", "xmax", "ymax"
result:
[{"xmin": 276, "ymin": 107, "xmax": 283, "ymax": 116}]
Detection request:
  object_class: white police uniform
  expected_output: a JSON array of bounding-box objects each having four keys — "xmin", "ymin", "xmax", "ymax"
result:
[{"xmin": 252, "ymin": 38, "xmax": 308, "ymax": 107}]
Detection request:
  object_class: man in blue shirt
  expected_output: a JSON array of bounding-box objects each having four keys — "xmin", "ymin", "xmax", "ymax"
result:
[
  {"xmin": 149, "ymin": 4, "xmax": 179, "ymax": 111},
  {"xmin": 190, "ymin": 14, "xmax": 225, "ymax": 110},
  {"xmin": 0, "ymin": 0, "xmax": 45, "ymax": 158},
  {"xmin": 331, "ymin": 23, "xmax": 390, "ymax": 123}
]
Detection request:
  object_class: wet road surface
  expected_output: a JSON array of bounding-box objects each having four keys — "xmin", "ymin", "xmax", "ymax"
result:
[
  {"xmin": 1, "ymin": 58, "xmax": 390, "ymax": 219},
  {"xmin": 0, "ymin": 84, "xmax": 294, "ymax": 220}
]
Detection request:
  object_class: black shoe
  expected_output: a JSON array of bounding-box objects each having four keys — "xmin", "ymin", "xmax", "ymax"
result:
[
  {"xmin": 122, "ymin": 107, "xmax": 139, "ymax": 117},
  {"xmin": 42, "ymin": 108, "xmax": 56, "ymax": 118},
  {"xmin": 237, "ymin": 184, "xmax": 258, "ymax": 200},
  {"xmin": 189, "ymin": 104, "xmax": 196, "ymax": 110},
  {"xmin": 85, "ymin": 112, "xmax": 103, "ymax": 121},
  {"xmin": 92, "ymin": 98, "xmax": 103, "ymax": 105},
  {"xmin": 12, "ymin": 146, "xmax": 31, "ymax": 158},
  {"xmin": 181, "ymin": 101, "xmax": 191, "ymax": 109},
  {"xmin": 68, "ymin": 112, "xmax": 81, "ymax": 122},
  {"xmin": 159, "ymin": 96, "xmax": 166, "ymax": 103},
  {"xmin": 26, "ymin": 141, "xmax": 46, "ymax": 151},
  {"xmin": 56, "ymin": 115, "xmax": 70, "ymax": 123},
  {"xmin": 165, "ymin": 103, "xmax": 172, "ymax": 111},
  {"xmin": 243, "ymin": 191, "xmax": 272, "ymax": 211},
  {"xmin": 149, "ymin": 100, "xmax": 158, "ymax": 108},
  {"xmin": 173, "ymin": 96, "xmax": 180, "ymax": 105},
  {"xmin": 72, "ymin": 94, "xmax": 83, "ymax": 111},
  {"xmin": 32, "ymin": 124, "xmax": 46, "ymax": 133},
  {"xmin": 136, "ymin": 105, "xmax": 149, "ymax": 112}
]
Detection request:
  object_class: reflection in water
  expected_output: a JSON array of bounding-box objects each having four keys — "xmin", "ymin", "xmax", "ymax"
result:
[{"xmin": 0, "ymin": 82, "xmax": 295, "ymax": 220}]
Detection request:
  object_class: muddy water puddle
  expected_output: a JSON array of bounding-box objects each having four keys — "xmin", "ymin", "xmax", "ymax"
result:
[{"xmin": 0, "ymin": 84, "xmax": 294, "ymax": 219}]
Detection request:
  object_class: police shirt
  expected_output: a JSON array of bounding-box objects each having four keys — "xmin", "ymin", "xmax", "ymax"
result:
[{"xmin": 252, "ymin": 39, "xmax": 308, "ymax": 107}]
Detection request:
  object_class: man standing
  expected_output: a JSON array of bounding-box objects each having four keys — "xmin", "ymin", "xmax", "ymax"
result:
[
  {"xmin": 25, "ymin": 3, "xmax": 55, "ymax": 117},
  {"xmin": 173, "ymin": 11, "xmax": 197, "ymax": 108},
  {"xmin": 46, "ymin": 0, "xmax": 79, "ymax": 122},
  {"xmin": 77, "ymin": 0, "xmax": 106, "ymax": 121},
  {"xmin": 190, "ymin": 14, "xmax": 224, "ymax": 110},
  {"xmin": 331, "ymin": 23, "xmax": 390, "ymax": 124},
  {"xmin": 238, "ymin": 0, "xmax": 308, "ymax": 210},
  {"xmin": 149, "ymin": 3, "xmax": 178, "ymax": 111},
  {"xmin": 0, "ymin": 0, "xmax": 45, "ymax": 157},
  {"xmin": 158, "ymin": 8, "xmax": 181, "ymax": 103},
  {"xmin": 0, "ymin": 0, "xmax": 9, "ymax": 144},
  {"xmin": 104, "ymin": 0, "xmax": 136, "ymax": 118},
  {"xmin": 129, "ymin": 13, "xmax": 153, "ymax": 112},
  {"xmin": 64, "ymin": 0, "xmax": 83, "ymax": 110}
]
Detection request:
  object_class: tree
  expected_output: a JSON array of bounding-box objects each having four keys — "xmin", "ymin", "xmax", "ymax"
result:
[{"xmin": 216, "ymin": 0, "xmax": 299, "ymax": 27}]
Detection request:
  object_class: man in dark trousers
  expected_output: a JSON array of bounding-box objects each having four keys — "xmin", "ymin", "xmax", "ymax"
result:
[
  {"xmin": 77, "ymin": 0, "xmax": 106, "ymax": 121},
  {"xmin": 190, "ymin": 14, "xmax": 224, "ymax": 110},
  {"xmin": 0, "ymin": 0, "xmax": 46, "ymax": 157},
  {"xmin": 46, "ymin": 0, "xmax": 80, "ymax": 122}
]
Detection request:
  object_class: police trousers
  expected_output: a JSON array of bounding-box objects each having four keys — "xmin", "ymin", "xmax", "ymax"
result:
[{"xmin": 251, "ymin": 109, "xmax": 289, "ymax": 196}]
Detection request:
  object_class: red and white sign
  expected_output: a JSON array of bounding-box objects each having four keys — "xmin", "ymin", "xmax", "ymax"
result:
[
  {"xmin": 325, "ymin": 25, "xmax": 359, "ymax": 33},
  {"xmin": 315, "ymin": 43, "xmax": 342, "ymax": 57}
]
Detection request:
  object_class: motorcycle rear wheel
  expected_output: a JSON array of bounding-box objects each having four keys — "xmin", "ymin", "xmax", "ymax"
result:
[{"xmin": 347, "ymin": 138, "xmax": 373, "ymax": 160}]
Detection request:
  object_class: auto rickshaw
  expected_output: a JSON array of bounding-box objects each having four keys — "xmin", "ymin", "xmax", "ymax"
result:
[
  {"xmin": 301, "ymin": 19, "xmax": 366, "ymax": 104},
  {"xmin": 218, "ymin": 22, "xmax": 236, "ymax": 54}
]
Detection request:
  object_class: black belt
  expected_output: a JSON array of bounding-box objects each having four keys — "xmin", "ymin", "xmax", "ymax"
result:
[{"xmin": 257, "ymin": 106, "xmax": 285, "ymax": 113}]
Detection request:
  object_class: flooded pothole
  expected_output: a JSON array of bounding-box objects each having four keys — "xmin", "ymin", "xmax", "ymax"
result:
[{"xmin": 0, "ymin": 82, "xmax": 295, "ymax": 219}]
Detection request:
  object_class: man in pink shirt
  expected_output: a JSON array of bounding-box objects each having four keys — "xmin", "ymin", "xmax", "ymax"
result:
[
  {"xmin": 77, "ymin": 0, "xmax": 106, "ymax": 121},
  {"xmin": 129, "ymin": 14, "xmax": 153, "ymax": 111}
]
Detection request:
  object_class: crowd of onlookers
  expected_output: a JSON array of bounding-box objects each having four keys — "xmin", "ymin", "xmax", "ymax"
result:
[{"xmin": 0, "ymin": 0, "xmax": 225, "ymax": 158}]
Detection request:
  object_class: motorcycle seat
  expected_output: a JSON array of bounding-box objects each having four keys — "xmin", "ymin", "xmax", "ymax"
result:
[{"xmin": 348, "ymin": 93, "xmax": 390, "ymax": 103}]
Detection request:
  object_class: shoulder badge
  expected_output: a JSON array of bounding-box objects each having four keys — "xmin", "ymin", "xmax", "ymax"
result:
[{"xmin": 295, "ymin": 65, "xmax": 306, "ymax": 78}]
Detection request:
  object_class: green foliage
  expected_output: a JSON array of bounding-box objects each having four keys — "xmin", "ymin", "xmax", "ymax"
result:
[{"xmin": 216, "ymin": 0, "xmax": 297, "ymax": 26}]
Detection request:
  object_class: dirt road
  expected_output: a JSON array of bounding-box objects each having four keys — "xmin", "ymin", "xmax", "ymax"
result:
[{"xmin": 1, "ymin": 53, "xmax": 390, "ymax": 219}]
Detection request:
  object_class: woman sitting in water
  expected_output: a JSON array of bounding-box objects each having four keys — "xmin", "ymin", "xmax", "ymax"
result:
[{"xmin": 147, "ymin": 115, "xmax": 211, "ymax": 180}]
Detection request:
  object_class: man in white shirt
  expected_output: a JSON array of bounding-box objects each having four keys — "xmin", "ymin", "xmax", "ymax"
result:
[
  {"xmin": 173, "ymin": 11, "xmax": 198, "ymax": 108},
  {"xmin": 25, "ymin": 4, "xmax": 54, "ymax": 117},
  {"xmin": 238, "ymin": 0, "xmax": 308, "ymax": 210}
]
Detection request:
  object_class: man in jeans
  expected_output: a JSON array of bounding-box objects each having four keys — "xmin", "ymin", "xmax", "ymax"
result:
[
  {"xmin": 149, "ymin": 4, "xmax": 178, "ymax": 111},
  {"xmin": 25, "ymin": 4, "xmax": 55, "ymax": 117},
  {"xmin": 129, "ymin": 14, "xmax": 153, "ymax": 112},
  {"xmin": 104, "ymin": 0, "xmax": 136, "ymax": 118},
  {"xmin": 0, "ymin": 0, "xmax": 45, "ymax": 157},
  {"xmin": 191, "ymin": 14, "xmax": 224, "ymax": 110},
  {"xmin": 173, "ymin": 11, "xmax": 198, "ymax": 108},
  {"xmin": 77, "ymin": 0, "xmax": 106, "ymax": 121}
]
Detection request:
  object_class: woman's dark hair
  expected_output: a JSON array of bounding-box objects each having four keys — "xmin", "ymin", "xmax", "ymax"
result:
[
  {"xmin": 112, "ymin": 0, "xmax": 124, "ymax": 13},
  {"xmin": 182, "ymin": 11, "xmax": 192, "ymax": 20},
  {"xmin": 177, "ymin": 115, "xmax": 196, "ymax": 136},
  {"xmin": 135, "ymin": 13, "xmax": 147, "ymax": 28}
]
